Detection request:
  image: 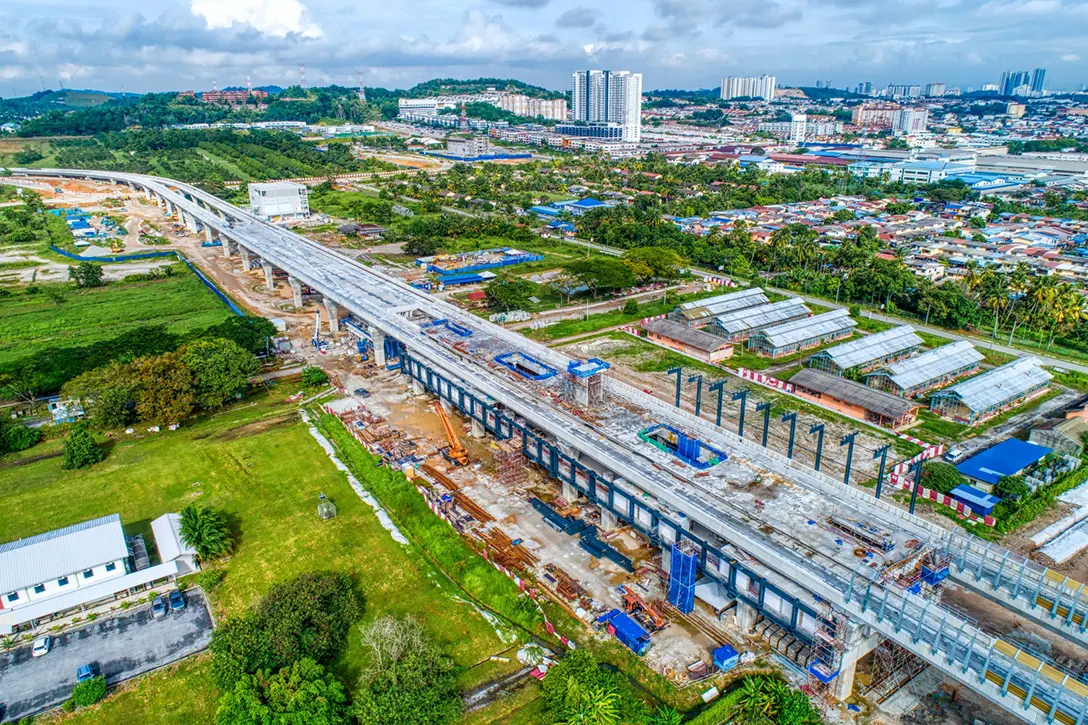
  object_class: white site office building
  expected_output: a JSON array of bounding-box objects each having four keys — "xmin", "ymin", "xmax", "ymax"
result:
[
  {"xmin": 249, "ymin": 181, "xmax": 310, "ymax": 220},
  {"xmin": 571, "ymin": 70, "xmax": 643, "ymax": 143}
]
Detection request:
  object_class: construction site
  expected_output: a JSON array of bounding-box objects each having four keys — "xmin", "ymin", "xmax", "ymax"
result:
[{"xmin": 13, "ymin": 168, "xmax": 1088, "ymax": 725}]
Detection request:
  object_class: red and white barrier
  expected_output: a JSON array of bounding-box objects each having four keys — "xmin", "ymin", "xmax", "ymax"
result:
[
  {"xmin": 703, "ymin": 277, "xmax": 739, "ymax": 287},
  {"xmin": 639, "ymin": 314, "xmax": 668, "ymax": 325},
  {"xmin": 736, "ymin": 367, "xmax": 795, "ymax": 393}
]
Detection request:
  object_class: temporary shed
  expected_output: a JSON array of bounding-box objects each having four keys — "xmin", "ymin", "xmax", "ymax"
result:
[
  {"xmin": 929, "ymin": 357, "xmax": 1052, "ymax": 425},
  {"xmin": 704, "ymin": 298, "xmax": 811, "ymax": 341},
  {"xmin": 808, "ymin": 326, "xmax": 923, "ymax": 376},
  {"xmin": 865, "ymin": 340, "xmax": 983, "ymax": 397},
  {"xmin": 745, "ymin": 309, "xmax": 856, "ymax": 358},
  {"xmin": 956, "ymin": 438, "xmax": 1052, "ymax": 491},
  {"xmin": 150, "ymin": 513, "xmax": 200, "ymax": 574},
  {"xmin": 671, "ymin": 288, "xmax": 769, "ymax": 325},
  {"xmin": 790, "ymin": 368, "xmax": 921, "ymax": 429},
  {"xmin": 642, "ymin": 319, "xmax": 734, "ymax": 363}
]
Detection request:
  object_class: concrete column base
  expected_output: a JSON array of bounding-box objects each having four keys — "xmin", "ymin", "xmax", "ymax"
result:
[
  {"xmin": 325, "ymin": 300, "xmax": 340, "ymax": 333},
  {"xmin": 600, "ymin": 507, "xmax": 618, "ymax": 532},
  {"xmin": 289, "ymin": 277, "xmax": 303, "ymax": 307},
  {"xmin": 204, "ymin": 226, "xmax": 213, "ymax": 243},
  {"xmin": 238, "ymin": 248, "xmax": 253, "ymax": 270},
  {"xmin": 411, "ymin": 379, "xmax": 426, "ymax": 396},
  {"xmin": 373, "ymin": 332, "xmax": 386, "ymax": 367},
  {"xmin": 734, "ymin": 601, "xmax": 758, "ymax": 632},
  {"xmin": 562, "ymin": 481, "xmax": 578, "ymax": 502},
  {"xmin": 263, "ymin": 265, "xmax": 274, "ymax": 289},
  {"xmin": 222, "ymin": 239, "xmax": 234, "ymax": 258},
  {"xmin": 470, "ymin": 418, "xmax": 486, "ymax": 438},
  {"xmin": 440, "ymin": 399, "xmax": 453, "ymax": 414},
  {"xmin": 661, "ymin": 546, "xmax": 672, "ymax": 573}
]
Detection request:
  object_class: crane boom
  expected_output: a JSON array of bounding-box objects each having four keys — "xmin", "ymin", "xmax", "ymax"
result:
[{"xmin": 432, "ymin": 401, "xmax": 469, "ymax": 466}]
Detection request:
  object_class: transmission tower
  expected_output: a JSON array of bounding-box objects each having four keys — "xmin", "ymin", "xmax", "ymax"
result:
[
  {"xmin": 356, "ymin": 71, "xmax": 367, "ymax": 104},
  {"xmin": 300, "ymin": 65, "xmax": 307, "ymax": 88}
]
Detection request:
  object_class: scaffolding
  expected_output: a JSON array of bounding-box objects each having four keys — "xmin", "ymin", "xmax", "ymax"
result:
[
  {"xmin": 808, "ymin": 612, "xmax": 845, "ymax": 686},
  {"xmin": 493, "ymin": 435, "xmax": 528, "ymax": 488},
  {"xmin": 565, "ymin": 358, "xmax": 610, "ymax": 407},
  {"xmin": 862, "ymin": 639, "xmax": 929, "ymax": 703},
  {"xmin": 667, "ymin": 540, "xmax": 699, "ymax": 614}
]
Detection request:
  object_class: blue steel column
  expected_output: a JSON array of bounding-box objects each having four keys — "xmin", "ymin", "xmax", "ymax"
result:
[
  {"xmin": 709, "ymin": 381, "xmax": 726, "ymax": 427},
  {"xmin": 688, "ymin": 374, "xmax": 703, "ymax": 417},
  {"xmin": 840, "ymin": 432, "xmax": 858, "ymax": 485},
  {"xmin": 756, "ymin": 401, "xmax": 771, "ymax": 447},
  {"xmin": 908, "ymin": 457, "xmax": 925, "ymax": 515},
  {"xmin": 781, "ymin": 412, "xmax": 798, "ymax": 459},
  {"xmin": 667, "ymin": 366, "xmax": 683, "ymax": 408},
  {"xmin": 732, "ymin": 390, "xmax": 748, "ymax": 438},
  {"xmin": 810, "ymin": 423, "xmax": 826, "ymax": 471},
  {"xmin": 873, "ymin": 444, "xmax": 891, "ymax": 499}
]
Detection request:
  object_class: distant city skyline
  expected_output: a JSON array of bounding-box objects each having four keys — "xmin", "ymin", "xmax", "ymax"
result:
[{"xmin": 1, "ymin": 0, "xmax": 1085, "ymax": 96}]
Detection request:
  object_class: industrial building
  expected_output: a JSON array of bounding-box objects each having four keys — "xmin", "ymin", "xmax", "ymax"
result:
[
  {"xmin": 0, "ymin": 514, "xmax": 183, "ymax": 634},
  {"xmin": 956, "ymin": 439, "xmax": 1052, "ymax": 493},
  {"xmin": 670, "ymin": 287, "xmax": 769, "ymax": 326},
  {"xmin": 791, "ymin": 369, "xmax": 922, "ymax": 429},
  {"xmin": 808, "ymin": 326, "xmax": 922, "ymax": 376},
  {"xmin": 20, "ymin": 167, "xmax": 1088, "ymax": 725},
  {"xmin": 248, "ymin": 181, "xmax": 310, "ymax": 220},
  {"xmin": 865, "ymin": 340, "xmax": 983, "ymax": 398},
  {"xmin": 641, "ymin": 319, "xmax": 734, "ymax": 363},
  {"xmin": 1030, "ymin": 417, "xmax": 1088, "ymax": 456},
  {"xmin": 745, "ymin": 309, "xmax": 856, "ymax": 358},
  {"xmin": 929, "ymin": 357, "xmax": 1053, "ymax": 426},
  {"xmin": 704, "ymin": 298, "xmax": 811, "ymax": 342}
]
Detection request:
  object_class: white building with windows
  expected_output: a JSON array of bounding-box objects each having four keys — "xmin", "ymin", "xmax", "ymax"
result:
[
  {"xmin": 720, "ymin": 75, "xmax": 776, "ymax": 101},
  {"xmin": 571, "ymin": 70, "xmax": 643, "ymax": 143},
  {"xmin": 789, "ymin": 113, "xmax": 807, "ymax": 144},
  {"xmin": 249, "ymin": 181, "xmax": 310, "ymax": 220},
  {"xmin": 0, "ymin": 514, "xmax": 183, "ymax": 634},
  {"xmin": 892, "ymin": 108, "xmax": 928, "ymax": 136}
]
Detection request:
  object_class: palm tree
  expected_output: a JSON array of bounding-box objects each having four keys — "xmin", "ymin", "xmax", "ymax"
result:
[
  {"xmin": 1047, "ymin": 284, "xmax": 1086, "ymax": 349},
  {"xmin": 179, "ymin": 504, "xmax": 233, "ymax": 561},
  {"xmin": 564, "ymin": 685, "xmax": 619, "ymax": 725},
  {"xmin": 735, "ymin": 677, "xmax": 777, "ymax": 720}
]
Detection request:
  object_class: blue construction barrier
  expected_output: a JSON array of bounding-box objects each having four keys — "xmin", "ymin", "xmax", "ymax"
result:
[
  {"xmin": 667, "ymin": 543, "xmax": 698, "ymax": 614},
  {"xmin": 49, "ymin": 246, "xmax": 246, "ymax": 317}
]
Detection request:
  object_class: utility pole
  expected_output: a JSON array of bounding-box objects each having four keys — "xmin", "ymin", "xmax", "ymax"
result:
[
  {"xmin": 841, "ymin": 432, "xmax": 859, "ymax": 486},
  {"xmin": 709, "ymin": 381, "xmax": 726, "ymax": 427},
  {"xmin": 908, "ymin": 457, "xmax": 925, "ymax": 515},
  {"xmin": 732, "ymin": 390, "xmax": 748, "ymax": 438},
  {"xmin": 810, "ymin": 423, "xmax": 826, "ymax": 471},
  {"xmin": 781, "ymin": 412, "xmax": 798, "ymax": 459},
  {"xmin": 756, "ymin": 401, "xmax": 772, "ymax": 447},
  {"xmin": 667, "ymin": 367, "xmax": 683, "ymax": 409},
  {"xmin": 688, "ymin": 374, "xmax": 704, "ymax": 417},
  {"xmin": 873, "ymin": 444, "xmax": 891, "ymax": 500}
]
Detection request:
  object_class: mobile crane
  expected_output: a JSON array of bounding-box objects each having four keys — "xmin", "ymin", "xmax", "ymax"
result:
[{"xmin": 432, "ymin": 400, "xmax": 469, "ymax": 466}]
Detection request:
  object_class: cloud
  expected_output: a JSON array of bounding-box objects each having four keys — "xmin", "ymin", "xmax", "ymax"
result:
[
  {"xmin": 555, "ymin": 8, "xmax": 600, "ymax": 28},
  {"xmin": 189, "ymin": 0, "xmax": 323, "ymax": 38},
  {"xmin": 489, "ymin": 0, "xmax": 552, "ymax": 7},
  {"xmin": 1061, "ymin": 52, "xmax": 1081, "ymax": 61}
]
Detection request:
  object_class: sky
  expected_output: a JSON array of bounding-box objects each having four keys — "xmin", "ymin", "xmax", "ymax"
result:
[{"xmin": 1, "ymin": 0, "xmax": 1086, "ymax": 97}]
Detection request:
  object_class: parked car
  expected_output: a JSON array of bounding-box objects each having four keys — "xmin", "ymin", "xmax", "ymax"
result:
[
  {"xmin": 353, "ymin": 387, "xmax": 371, "ymax": 398},
  {"xmin": 151, "ymin": 596, "xmax": 167, "ymax": 619},
  {"xmin": 31, "ymin": 636, "xmax": 51, "ymax": 658},
  {"xmin": 944, "ymin": 448, "xmax": 966, "ymax": 463},
  {"xmin": 168, "ymin": 590, "xmax": 186, "ymax": 612},
  {"xmin": 76, "ymin": 663, "xmax": 98, "ymax": 682}
]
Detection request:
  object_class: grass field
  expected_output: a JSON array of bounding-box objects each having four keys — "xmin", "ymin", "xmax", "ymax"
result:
[
  {"xmin": 2, "ymin": 388, "xmax": 519, "ymax": 723},
  {"xmin": 0, "ymin": 267, "xmax": 234, "ymax": 368}
]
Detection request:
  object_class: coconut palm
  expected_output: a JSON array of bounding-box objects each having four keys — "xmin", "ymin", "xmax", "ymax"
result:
[{"xmin": 178, "ymin": 504, "xmax": 233, "ymax": 561}]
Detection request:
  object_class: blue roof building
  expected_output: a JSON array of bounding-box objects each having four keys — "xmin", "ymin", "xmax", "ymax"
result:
[
  {"xmin": 956, "ymin": 438, "xmax": 1052, "ymax": 491},
  {"xmin": 950, "ymin": 485, "xmax": 1000, "ymax": 516},
  {"xmin": 566, "ymin": 198, "xmax": 609, "ymax": 216}
]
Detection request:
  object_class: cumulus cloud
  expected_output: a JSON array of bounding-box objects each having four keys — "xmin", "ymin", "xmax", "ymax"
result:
[
  {"xmin": 190, "ymin": 0, "xmax": 323, "ymax": 38},
  {"xmin": 555, "ymin": 7, "xmax": 600, "ymax": 28},
  {"xmin": 1061, "ymin": 52, "xmax": 1081, "ymax": 61}
]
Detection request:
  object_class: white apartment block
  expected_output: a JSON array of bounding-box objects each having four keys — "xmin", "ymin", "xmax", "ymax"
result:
[
  {"xmin": 720, "ymin": 75, "xmax": 776, "ymax": 101},
  {"xmin": 249, "ymin": 181, "xmax": 310, "ymax": 220},
  {"xmin": 893, "ymin": 108, "xmax": 929, "ymax": 136},
  {"xmin": 789, "ymin": 113, "xmax": 807, "ymax": 144},
  {"xmin": 499, "ymin": 93, "xmax": 568, "ymax": 121},
  {"xmin": 850, "ymin": 103, "xmax": 902, "ymax": 128},
  {"xmin": 571, "ymin": 70, "xmax": 643, "ymax": 143}
]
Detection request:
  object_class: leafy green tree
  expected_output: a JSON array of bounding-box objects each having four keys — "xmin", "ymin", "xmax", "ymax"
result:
[
  {"xmin": 62, "ymin": 424, "xmax": 103, "ymax": 469},
  {"xmin": 70, "ymin": 676, "xmax": 107, "ymax": 708},
  {"xmin": 566, "ymin": 259, "xmax": 635, "ymax": 297},
  {"xmin": 883, "ymin": 201, "xmax": 913, "ymax": 215},
  {"xmin": 68, "ymin": 262, "xmax": 105, "ymax": 288},
  {"xmin": 215, "ymin": 658, "xmax": 350, "ymax": 725},
  {"xmin": 402, "ymin": 237, "xmax": 439, "ymax": 257},
  {"xmin": 623, "ymin": 299, "xmax": 639, "ymax": 315},
  {"xmin": 968, "ymin": 216, "xmax": 986, "ymax": 229},
  {"xmin": 921, "ymin": 461, "xmax": 964, "ymax": 495},
  {"xmin": 996, "ymin": 475, "xmax": 1031, "ymax": 500},
  {"xmin": 484, "ymin": 275, "xmax": 534, "ymax": 311},
  {"xmin": 353, "ymin": 616, "xmax": 461, "ymax": 725},
  {"xmin": 832, "ymin": 208, "xmax": 856, "ymax": 222},
  {"xmin": 182, "ymin": 338, "xmax": 259, "ymax": 409},
  {"xmin": 301, "ymin": 366, "xmax": 329, "ymax": 387},
  {"xmin": 621, "ymin": 246, "xmax": 683, "ymax": 281},
  {"xmin": 179, "ymin": 504, "xmax": 234, "ymax": 561},
  {"xmin": 648, "ymin": 706, "xmax": 684, "ymax": 725},
  {"xmin": 0, "ymin": 420, "xmax": 43, "ymax": 455},
  {"xmin": 131, "ymin": 351, "xmax": 195, "ymax": 423},
  {"xmin": 210, "ymin": 572, "xmax": 362, "ymax": 690},
  {"xmin": 201, "ymin": 317, "xmax": 278, "ymax": 354},
  {"xmin": 62, "ymin": 362, "xmax": 138, "ymax": 428}
]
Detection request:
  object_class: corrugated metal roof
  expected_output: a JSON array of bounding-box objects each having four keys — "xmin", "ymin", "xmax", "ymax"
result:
[
  {"xmin": 819, "ymin": 326, "xmax": 922, "ymax": 370},
  {"xmin": 874, "ymin": 340, "xmax": 983, "ymax": 391},
  {"xmin": 0, "ymin": 514, "xmax": 129, "ymax": 594},
  {"xmin": 792, "ymin": 368, "xmax": 920, "ymax": 420},
  {"xmin": 713, "ymin": 298, "xmax": 810, "ymax": 336},
  {"xmin": 755, "ymin": 309, "xmax": 856, "ymax": 348},
  {"xmin": 678, "ymin": 288, "xmax": 769, "ymax": 320},
  {"xmin": 644, "ymin": 319, "xmax": 733, "ymax": 353},
  {"xmin": 939, "ymin": 357, "xmax": 1052, "ymax": 413}
]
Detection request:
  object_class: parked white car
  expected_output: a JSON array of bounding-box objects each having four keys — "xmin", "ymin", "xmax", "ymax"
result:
[{"xmin": 31, "ymin": 635, "xmax": 51, "ymax": 657}]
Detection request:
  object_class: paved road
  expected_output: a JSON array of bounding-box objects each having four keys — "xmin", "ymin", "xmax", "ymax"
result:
[{"xmin": 0, "ymin": 591, "xmax": 213, "ymax": 722}]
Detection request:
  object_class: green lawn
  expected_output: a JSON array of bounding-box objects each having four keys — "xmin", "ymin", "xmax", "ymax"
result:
[
  {"xmin": 2, "ymin": 388, "xmax": 518, "ymax": 722},
  {"xmin": 854, "ymin": 316, "xmax": 895, "ymax": 334},
  {"xmin": 528, "ymin": 289, "xmax": 723, "ymax": 342},
  {"xmin": 0, "ymin": 267, "xmax": 234, "ymax": 368},
  {"xmin": 916, "ymin": 331, "xmax": 952, "ymax": 349}
]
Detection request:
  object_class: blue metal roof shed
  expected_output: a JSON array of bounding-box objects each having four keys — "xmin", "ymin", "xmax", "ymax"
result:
[
  {"xmin": 950, "ymin": 485, "xmax": 1000, "ymax": 516},
  {"xmin": 956, "ymin": 439, "xmax": 1051, "ymax": 487}
]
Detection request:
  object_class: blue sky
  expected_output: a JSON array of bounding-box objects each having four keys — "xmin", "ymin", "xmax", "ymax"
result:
[{"xmin": 0, "ymin": 0, "xmax": 1085, "ymax": 95}]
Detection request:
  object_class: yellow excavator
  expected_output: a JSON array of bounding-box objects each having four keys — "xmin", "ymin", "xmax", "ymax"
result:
[{"xmin": 432, "ymin": 400, "xmax": 469, "ymax": 466}]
